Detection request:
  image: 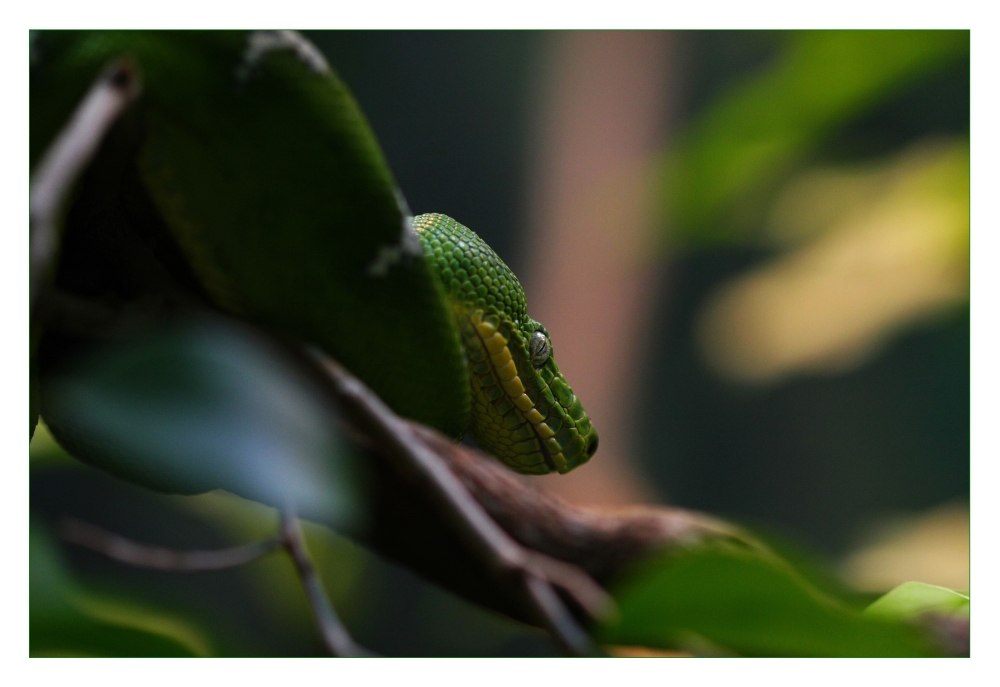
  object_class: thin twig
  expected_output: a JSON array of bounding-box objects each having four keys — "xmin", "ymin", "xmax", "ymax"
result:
[
  {"xmin": 522, "ymin": 551, "xmax": 618, "ymax": 624},
  {"xmin": 523, "ymin": 574, "xmax": 595, "ymax": 656},
  {"xmin": 30, "ymin": 59, "xmax": 141, "ymax": 310},
  {"xmin": 57, "ymin": 515, "xmax": 374, "ymax": 657},
  {"xmin": 311, "ymin": 351, "xmax": 603, "ymax": 656},
  {"xmin": 57, "ymin": 517, "xmax": 281, "ymax": 571},
  {"xmin": 281, "ymin": 513, "xmax": 374, "ymax": 657}
]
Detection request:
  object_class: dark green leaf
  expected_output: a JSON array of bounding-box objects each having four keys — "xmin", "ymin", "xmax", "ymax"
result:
[{"xmin": 40, "ymin": 318, "xmax": 365, "ymax": 532}]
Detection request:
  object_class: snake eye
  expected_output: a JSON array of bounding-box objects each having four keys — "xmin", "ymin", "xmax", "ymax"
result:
[{"xmin": 528, "ymin": 330, "xmax": 551, "ymax": 369}]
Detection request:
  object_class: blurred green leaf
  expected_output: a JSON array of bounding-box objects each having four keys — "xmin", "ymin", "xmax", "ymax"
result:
[
  {"xmin": 31, "ymin": 373, "xmax": 40, "ymax": 440},
  {"xmin": 40, "ymin": 318, "xmax": 365, "ymax": 533},
  {"xmin": 30, "ymin": 420, "xmax": 79, "ymax": 469},
  {"xmin": 598, "ymin": 545, "xmax": 935, "ymax": 656},
  {"xmin": 662, "ymin": 30, "xmax": 969, "ymax": 246},
  {"xmin": 865, "ymin": 582, "xmax": 969, "ymax": 622},
  {"xmin": 726, "ymin": 524, "xmax": 878, "ymax": 612},
  {"xmin": 30, "ymin": 521, "xmax": 211, "ymax": 657}
]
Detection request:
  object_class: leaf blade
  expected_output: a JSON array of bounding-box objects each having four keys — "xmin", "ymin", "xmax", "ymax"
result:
[{"xmin": 40, "ymin": 318, "xmax": 365, "ymax": 533}]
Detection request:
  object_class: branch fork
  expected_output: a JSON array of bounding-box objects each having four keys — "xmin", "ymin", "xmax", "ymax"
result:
[{"xmin": 58, "ymin": 514, "xmax": 372, "ymax": 657}]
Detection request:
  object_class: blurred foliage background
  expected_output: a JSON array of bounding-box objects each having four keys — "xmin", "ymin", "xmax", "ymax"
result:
[{"xmin": 31, "ymin": 29, "xmax": 969, "ymax": 656}]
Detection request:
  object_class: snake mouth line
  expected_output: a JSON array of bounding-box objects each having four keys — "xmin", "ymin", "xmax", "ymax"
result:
[
  {"xmin": 469, "ymin": 311, "xmax": 566, "ymax": 474},
  {"xmin": 532, "ymin": 422, "xmax": 558, "ymax": 472}
]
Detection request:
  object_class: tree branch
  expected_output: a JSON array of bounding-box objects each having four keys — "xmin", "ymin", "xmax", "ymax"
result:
[
  {"xmin": 312, "ymin": 352, "xmax": 604, "ymax": 656},
  {"xmin": 57, "ymin": 517, "xmax": 281, "ymax": 571},
  {"xmin": 30, "ymin": 60, "xmax": 142, "ymax": 310},
  {"xmin": 305, "ymin": 350, "xmax": 764, "ymax": 648},
  {"xmin": 410, "ymin": 423, "xmax": 762, "ymax": 585},
  {"xmin": 280, "ymin": 513, "xmax": 374, "ymax": 657}
]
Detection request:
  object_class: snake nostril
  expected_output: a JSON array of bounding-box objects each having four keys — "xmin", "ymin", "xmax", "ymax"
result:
[{"xmin": 586, "ymin": 434, "xmax": 599, "ymax": 458}]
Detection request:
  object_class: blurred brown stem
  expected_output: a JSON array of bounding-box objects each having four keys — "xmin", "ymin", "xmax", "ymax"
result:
[
  {"xmin": 280, "ymin": 513, "xmax": 374, "ymax": 657},
  {"xmin": 57, "ymin": 514, "xmax": 374, "ymax": 657},
  {"xmin": 57, "ymin": 517, "xmax": 282, "ymax": 571},
  {"xmin": 408, "ymin": 423, "xmax": 755, "ymax": 586},
  {"xmin": 311, "ymin": 349, "xmax": 761, "ymax": 654},
  {"xmin": 30, "ymin": 59, "xmax": 141, "ymax": 311},
  {"xmin": 312, "ymin": 352, "xmax": 604, "ymax": 656}
]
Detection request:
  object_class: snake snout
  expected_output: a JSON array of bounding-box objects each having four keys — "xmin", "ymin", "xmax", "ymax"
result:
[{"xmin": 586, "ymin": 433, "xmax": 599, "ymax": 458}]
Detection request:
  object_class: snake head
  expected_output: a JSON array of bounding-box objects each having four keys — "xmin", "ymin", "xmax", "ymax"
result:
[
  {"xmin": 462, "ymin": 311, "xmax": 598, "ymax": 475},
  {"xmin": 413, "ymin": 212, "xmax": 598, "ymax": 475},
  {"xmin": 519, "ymin": 319, "xmax": 598, "ymax": 473}
]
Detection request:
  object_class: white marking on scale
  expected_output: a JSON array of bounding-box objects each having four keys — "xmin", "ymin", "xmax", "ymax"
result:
[
  {"xmin": 366, "ymin": 218, "xmax": 424, "ymax": 277},
  {"xmin": 237, "ymin": 30, "xmax": 330, "ymax": 82}
]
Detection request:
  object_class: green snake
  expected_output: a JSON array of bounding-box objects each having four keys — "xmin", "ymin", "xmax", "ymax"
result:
[
  {"xmin": 414, "ymin": 214, "xmax": 597, "ymax": 474},
  {"xmin": 31, "ymin": 30, "xmax": 596, "ymax": 478}
]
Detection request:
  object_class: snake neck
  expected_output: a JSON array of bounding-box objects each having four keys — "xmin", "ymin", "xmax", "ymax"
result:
[{"xmin": 413, "ymin": 213, "xmax": 598, "ymax": 475}]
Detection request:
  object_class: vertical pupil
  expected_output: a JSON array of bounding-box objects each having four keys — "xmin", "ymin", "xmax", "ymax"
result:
[{"xmin": 530, "ymin": 332, "xmax": 550, "ymax": 367}]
